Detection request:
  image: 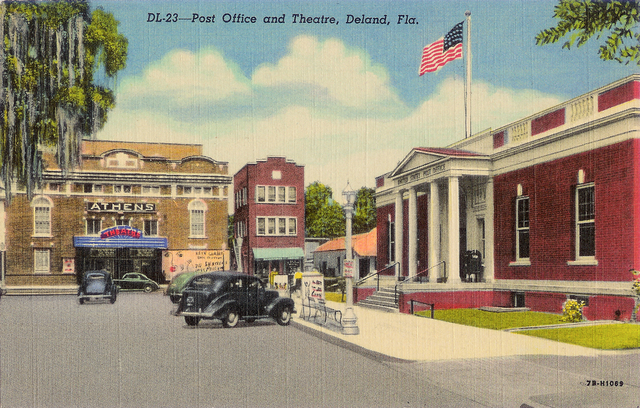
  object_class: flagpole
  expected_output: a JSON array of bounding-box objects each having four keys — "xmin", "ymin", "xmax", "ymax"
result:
[{"xmin": 464, "ymin": 10, "xmax": 472, "ymax": 139}]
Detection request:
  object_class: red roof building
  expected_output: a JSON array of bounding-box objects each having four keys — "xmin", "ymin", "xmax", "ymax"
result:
[{"xmin": 313, "ymin": 228, "xmax": 377, "ymax": 279}]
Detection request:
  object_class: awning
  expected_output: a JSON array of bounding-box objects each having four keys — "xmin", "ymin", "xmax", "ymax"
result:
[
  {"xmin": 253, "ymin": 247, "xmax": 304, "ymax": 261},
  {"xmin": 74, "ymin": 236, "xmax": 168, "ymax": 249}
]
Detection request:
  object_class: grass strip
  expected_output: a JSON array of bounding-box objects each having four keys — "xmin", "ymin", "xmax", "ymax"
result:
[
  {"xmin": 416, "ymin": 308, "xmax": 564, "ymax": 330},
  {"xmin": 518, "ymin": 324, "xmax": 640, "ymax": 349}
]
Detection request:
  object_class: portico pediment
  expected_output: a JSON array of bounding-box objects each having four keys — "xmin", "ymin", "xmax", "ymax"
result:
[{"xmin": 390, "ymin": 147, "xmax": 484, "ymax": 178}]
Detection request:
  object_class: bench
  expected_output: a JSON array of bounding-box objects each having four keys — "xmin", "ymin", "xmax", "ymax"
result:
[{"xmin": 302, "ymin": 297, "xmax": 343, "ymax": 326}]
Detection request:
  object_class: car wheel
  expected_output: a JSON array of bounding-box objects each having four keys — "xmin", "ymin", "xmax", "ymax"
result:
[
  {"xmin": 276, "ymin": 306, "xmax": 292, "ymax": 326},
  {"xmin": 222, "ymin": 308, "xmax": 239, "ymax": 328},
  {"xmin": 79, "ymin": 297, "xmax": 85, "ymax": 305},
  {"xmin": 185, "ymin": 316, "xmax": 200, "ymax": 326},
  {"xmin": 143, "ymin": 284, "xmax": 153, "ymax": 293},
  {"xmin": 110, "ymin": 293, "xmax": 117, "ymax": 304}
]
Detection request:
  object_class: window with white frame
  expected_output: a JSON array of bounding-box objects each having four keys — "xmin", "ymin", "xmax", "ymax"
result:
[
  {"xmin": 255, "ymin": 185, "xmax": 297, "ymax": 204},
  {"xmin": 142, "ymin": 186, "xmax": 160, "ymax": 196},
  {"xmin": 516, "ymin": 196, "xmax": 530, "ymax": 260},
  {"xmin": 268, "ymin": 186, "xmax": 276, "ymax": 202},
  {"xmin": 256, "ymin": 186, "xmax": 266, "ymax": 202},
  {"xmin": 86, "ymin": 219, "xmax": 102, "ymax": 235},
  {"xmin": 256, "ymin": 217, "xmax": 297, "ymax": 236},
  {"xmin": 144, "ymin": 220, "xmax": 158, "ymax": 236},
  {"xmin": 576, "ymin": 183, "xmax": 595, "ymax": 258},
  {"xmin": 189, "ymin": 200, "xmax": 206, "ymax": 237},
  {"xmin": 32, "ymin": 196, "xmax": 52, "ymax": 236},
  {"xmin": 113, "ymin": 185, "xmax": 132, "ymax": 195},
  {"xmin": 34, "ymin": 249, "xmax": 50, "ymax": 274},
  {"xmin": 115, "ymin": 218, "xmax": 130, "ymax": 226}
]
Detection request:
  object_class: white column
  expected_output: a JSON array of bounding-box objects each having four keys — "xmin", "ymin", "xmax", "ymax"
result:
[
  {"xmin": 448, "ymin": 177, "xmax": 461, "ymax": 284},
  {"xmin": 394, "ymin": 191, "xmax": 404, "ymax": 280},
  {"xmin": 484, "ymin": 179, "xmax": 494, "ymax": 282},
  {"xmin": 408, "ymin": 187, "xmax": 418, "ymax": 279},
  {"xmin": 428, "ymin": 182, "xmax": 440, "ymax": 282}
]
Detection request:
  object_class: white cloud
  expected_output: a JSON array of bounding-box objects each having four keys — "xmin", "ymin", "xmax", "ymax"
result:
[
  {"xmin": 98, "ymin": 36, "xmax": 564, "ymax": 202},
  {"xmin": 117, "ymin": 48, "xmax": 251, "ymax": 108},
  {"xmin": 252, "ymin": 36, "xmax": 403, "ymax": 110}
]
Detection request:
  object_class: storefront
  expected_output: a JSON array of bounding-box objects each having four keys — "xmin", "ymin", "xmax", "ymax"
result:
[
  {"xmin": 253, "ymin": 248, "xmax": 304, "ymax": 277},
  {"xmin": 74, "ymin": 226, "xmax": 168, "ymax": 282}
]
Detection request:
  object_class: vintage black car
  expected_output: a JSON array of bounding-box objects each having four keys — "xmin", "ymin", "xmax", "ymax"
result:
[
  {"xmin": 78, "ymin": 270, "xmax": 118, "ymax": 304},
  {"xmin": 177, "ymin": 271, "xmax": 296, "ymax": 327},
  {"xmin": 114, "ymin": 273, "xmax": 159, "ymax": 293}
]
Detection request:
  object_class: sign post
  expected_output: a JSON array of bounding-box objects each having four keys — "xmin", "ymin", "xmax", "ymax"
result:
[{"xmin": 343, "ymin": 259, "xmax": 354, "ymax": 279}]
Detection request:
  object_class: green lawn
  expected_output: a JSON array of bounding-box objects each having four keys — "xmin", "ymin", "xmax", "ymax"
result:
[
  {"xmin": 415, "ymin": 308, "xmax": 564, "ymax": 330},
  {"xmin": 325, "ymin": 292, "xmax": 345, "ymax": 303},
  {"xmin": 518, "ymin": 324, "xmax": 640, "ymax": 349}
]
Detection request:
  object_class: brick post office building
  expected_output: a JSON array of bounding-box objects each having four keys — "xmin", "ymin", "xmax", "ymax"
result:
[
  {"xmin": 373, "ymin": 75, "xmax": 639, "ymax": 321},
  {"xmin": 0, "ymin": 140, "xmax": 231, "ymax": 287},
  {"xmin": 233, "ymin": 157, "xmax": 305, "ymax": 277}
]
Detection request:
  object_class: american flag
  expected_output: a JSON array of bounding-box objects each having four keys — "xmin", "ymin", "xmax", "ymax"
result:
[{"xmin": 419, "ymin": 21, "xmax": 464, "ymax": 76}]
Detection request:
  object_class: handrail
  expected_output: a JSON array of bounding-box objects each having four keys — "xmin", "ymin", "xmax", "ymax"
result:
[
  {"xmin": 355, "ymin": 262, "xmax": 398, "ymax": 291},
  {"xmin": 409, "ymin": 300, "xmax": 435, "ymax": 318},
  {"xmin": 394, "ymin": 261, "xmax": 446, "ymax": 305}
]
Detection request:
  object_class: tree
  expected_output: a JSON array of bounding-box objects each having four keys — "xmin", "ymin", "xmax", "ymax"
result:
[
  {"xmin": 1, "ymin": 0, "xmax": 128, "ymax": 202},
  {"xmin": 536, "ymin": 0, "xmax": 640, "ymax": 65},
  {"xmin": 304, "ymin": 182, "xmax": 345, "ymax": 239},
  {"xmin": 353, "ymin": 187, "xmax": 376, "ymax": 234}
]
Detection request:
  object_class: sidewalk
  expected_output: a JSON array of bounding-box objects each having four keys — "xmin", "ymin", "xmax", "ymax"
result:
[{"xmin": 291, "ymin": 297, "xmax": 624, "ymax": 362}]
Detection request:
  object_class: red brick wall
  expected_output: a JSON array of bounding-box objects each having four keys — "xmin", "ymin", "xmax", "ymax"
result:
[
  {"xmin": 234, "ymin": 158, "xmax": 305, "ymax": 274},
  {"xmin": 494, "ymin": 139, "xmax": 638, "ymax": 282},
  {"xmin": 531, "ymin": 108, "xmax": 565, "ymax": 136},
  {"xmin": 524, "ymin": 292, "xmax": 567, "ymax": 313},
  {"xmin": 598, "ymin": 80, "xmax": 640, "ymax": 112},
  {"xmin": 398, "ymin": 290, "xmax": 495, "ymax": 313},
  {"xmin": 583, "ymin": 295, "xmax": 635, "ymax": 321},
  {"xmin": 376, "ymin": 203, "xmax": 394, "ymax": 271}
]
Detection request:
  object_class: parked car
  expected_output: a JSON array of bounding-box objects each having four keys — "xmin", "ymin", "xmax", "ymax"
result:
[
  {"xmin": 177, "ymin": 271, "xmax": 296, "ymax": 327},
  {"xmin": 114, "ymin": 273, "xmax": 159, "ymax": 293},
  {"xmin": 165, "ymin": 271, "xmax": 199, "ymax": 304},
  {"xmin": 78, "ymin": 270, "xmax": 118, "ymax": 304}
]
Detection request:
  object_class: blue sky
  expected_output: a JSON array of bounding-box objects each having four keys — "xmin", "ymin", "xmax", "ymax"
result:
[{"xmin": 93, "ymin": 0, "xmax": 639, "ymax": 197}]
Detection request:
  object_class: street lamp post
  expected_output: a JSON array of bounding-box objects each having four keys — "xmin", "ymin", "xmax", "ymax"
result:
[{"xmin": 341, "ymin": 182, "xmax": 359, "ymax": 335}]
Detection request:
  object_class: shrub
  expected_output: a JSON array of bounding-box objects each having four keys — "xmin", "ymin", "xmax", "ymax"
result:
[{"xmin": 561, "ymin": 299, "xmax": 585, "ymax": 323}]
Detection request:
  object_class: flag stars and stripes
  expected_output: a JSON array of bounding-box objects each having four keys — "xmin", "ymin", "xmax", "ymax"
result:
[{"xmin": 419, "ymin": 21, "xmax": 464, "ymax": 76}]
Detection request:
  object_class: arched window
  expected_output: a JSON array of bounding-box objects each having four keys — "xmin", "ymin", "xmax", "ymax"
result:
[
  {"xmin": 188, "ymin": 200, "xmax": 207, "ymax": 238},
  {"xmin": 31, "ymin": 196, "xmax": 53, "ymax": 236}
]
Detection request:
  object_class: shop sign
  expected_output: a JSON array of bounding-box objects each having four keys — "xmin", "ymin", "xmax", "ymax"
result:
[
  {"xmin": 87, "ymin": 202, "xmax": 155, "ymax": 212},
  {"xmin": 163, "ymin": 250, "xmax": 230, "ymax": 279},
  {"xmin": 100, "ymin": 226, "xmax": 143, "ymax": 239},
  {"xmin": 63, "ymin": 258, "xmax": 75, "ymax": 274},
  {"xmin": 302, "ymin": 272, "xmax": 324, "ymax": 300},
  {"xmin": 343, "ymin": 259, "xmax": 355, "ymax": 279}
]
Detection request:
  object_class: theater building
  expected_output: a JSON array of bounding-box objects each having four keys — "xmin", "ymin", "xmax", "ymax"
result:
[
  {"xmin": 1, "ymin": 140, "xmax": 231, "ymax": 287},
  {"xmin": 374, "ymin": 75, "xmax": 639, "ymax": 321},
  {"xmin": 233, "ymin": 157, "xmax": 305, "ymax": 277}
]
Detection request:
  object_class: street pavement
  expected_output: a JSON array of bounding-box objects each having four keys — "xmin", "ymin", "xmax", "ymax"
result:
[{"xmin": 291, "ymin": 296, "xmax": 640, "ymax": 408}]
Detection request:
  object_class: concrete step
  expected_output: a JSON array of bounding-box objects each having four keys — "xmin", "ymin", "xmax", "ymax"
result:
[
  {"xmin": 357, "ymin": 288, "xmax": 399, "ymax": 312},
  {"xmin": 357, "ymin": 299, "xmax": 398, "ymax": 312},
  {"xmin": 3, "ymin": 286, "xmax": 78, "ymax": 296}
]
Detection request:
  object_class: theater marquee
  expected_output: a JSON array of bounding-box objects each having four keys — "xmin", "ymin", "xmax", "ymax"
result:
[{"xmin": 87, "ymin": 202, "xmax": 156, "ymax": 212}]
